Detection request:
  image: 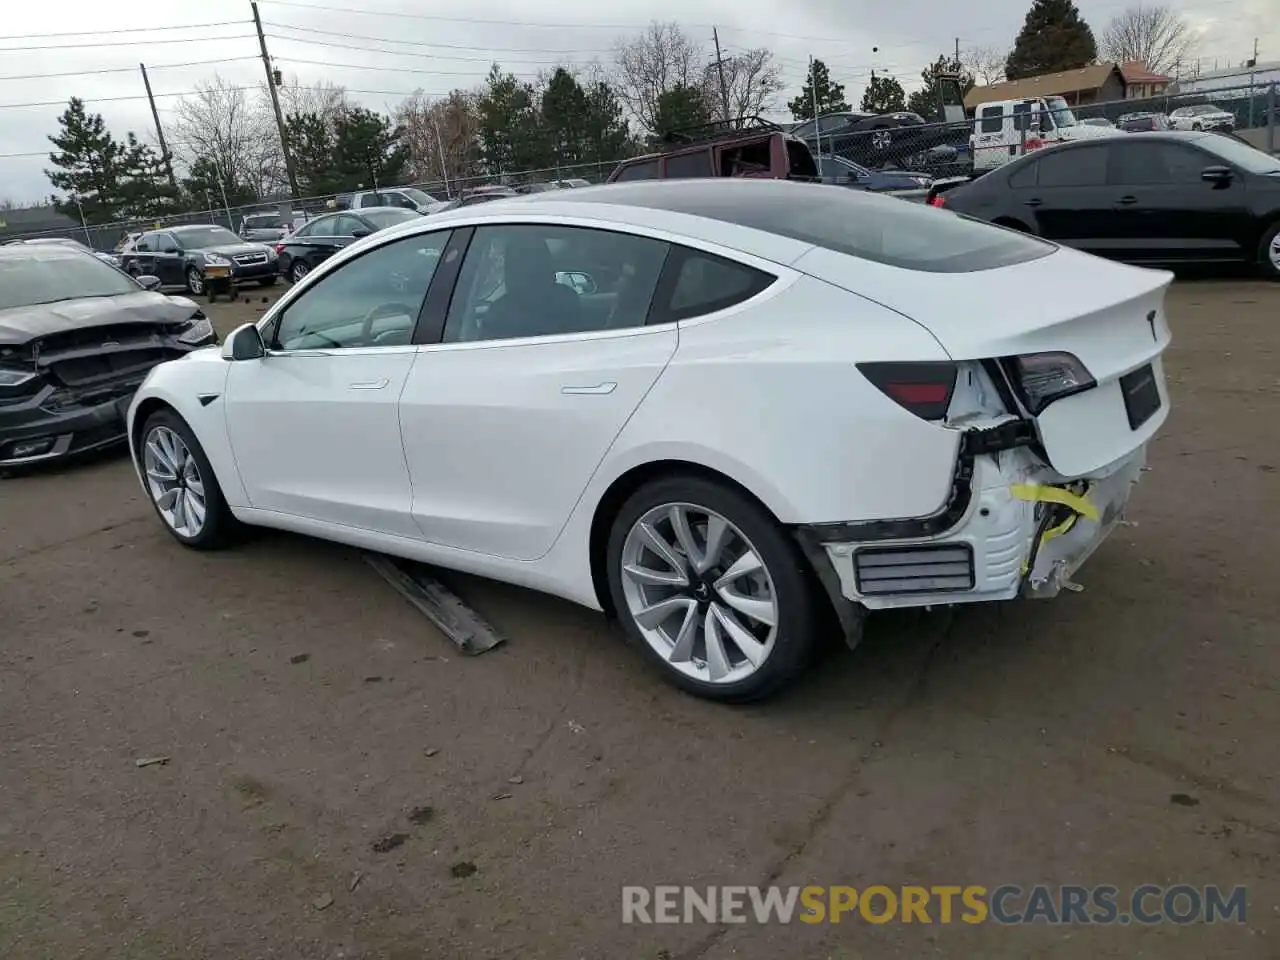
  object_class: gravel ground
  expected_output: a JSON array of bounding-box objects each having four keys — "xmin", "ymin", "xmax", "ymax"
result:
[{"xmin": 1, "ymin": 277, "xmax": 1277, "ymax": 959}]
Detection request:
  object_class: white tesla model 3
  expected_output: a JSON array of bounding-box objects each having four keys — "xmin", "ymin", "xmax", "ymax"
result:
[{"xmin": 127, "ymin": 179, "xmax": 1172, "ymax": 702}]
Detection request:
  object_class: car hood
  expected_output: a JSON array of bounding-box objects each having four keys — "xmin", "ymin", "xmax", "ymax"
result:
[
  {"xmin": 190, "ymin": 242, "xmax": 272, "ymax": 257},
  {"xmin": 0, "ymin": 290, "xmax": 198, "ymax": 346}
]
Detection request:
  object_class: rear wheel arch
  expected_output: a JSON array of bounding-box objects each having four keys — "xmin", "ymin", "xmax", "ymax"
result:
[{"xmin": 587, "ymin": 459, "xmax": 825, "ymax": 619}]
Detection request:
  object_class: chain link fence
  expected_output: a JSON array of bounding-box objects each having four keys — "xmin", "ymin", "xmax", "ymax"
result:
[{"xmin": 1, "ymin": 159, "xmax": 619, "ymax": 252}]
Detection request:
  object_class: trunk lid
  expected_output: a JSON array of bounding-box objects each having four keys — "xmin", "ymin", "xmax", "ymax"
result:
[{"xmin": 796, "ymin": 243, "xmax": 1173, "ymax": 478}]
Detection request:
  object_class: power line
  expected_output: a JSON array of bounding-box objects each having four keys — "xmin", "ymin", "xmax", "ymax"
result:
[
  {"xmin": 265, "ymin": 31, "xmax": 602, "ymax": 65},
  {"xmin": 264, "ymin": 21, "xmax": 607, "ymax": 56},
  {"xmin": 276, "ymin": 57, "xmax": 580, "ymax": 79},
  {"xmin": 0, "ymin": 20, "xmax": 250, "ymax": 41},
  {"xmin": 0, "ymin": 33, "xmax": 256, "ymax": 53},
  {"xmin": 258, "ymin": 0, "xmax": 674, "ymax": 31},
  {"xmin": 0, "ymin": 56, "xmax": 262, "ymax": 83}
]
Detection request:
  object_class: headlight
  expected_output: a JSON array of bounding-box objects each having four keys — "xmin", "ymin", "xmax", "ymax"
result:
[
  {"xmin": 0, "ymin": 367, "xmax": 36, "ymax": 387},
  {"xmin": 204, "ymin": 254, "xmax": 231, "ymax": 266},
  {"xmin": 177, "ymin": 317, "xmax": 215, "ymax": 344}
]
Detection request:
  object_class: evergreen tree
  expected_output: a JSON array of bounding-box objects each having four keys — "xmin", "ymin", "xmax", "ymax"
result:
[
  {"xmin": 907, "ymin": 55, "xmax": 975, "ymax": 118},
  {"xmin": 787, "ymin": 59, "xmax": 850, "ymax": 120},
  {"xmin": 1005, "ymin": 0, "xmax": 1098, "ymax": 80},
  {"xmin": 540, "ymin": 68, "xmax": 590, "ymax": 166},
  {"xmin": 652, "ymin": 84, "xmax": 711, "ymax": 139},
  {"xmin": 476, "ymin": 64, "xmax": 549, "ymax": 174},
  {"xmin": 860, "ymin": 75, "xmax": 907, "ymax": 113},
  {"xmin": 284, "ymin": 112, "xmax": 338, "ymax": 196},
  {"xmin": 581, "ymin": 79, "xmax": 633, "ymax": 164},
  {"xmin": 332, "ymin": 107, "xmax": 409, "ymax": 191},
  {"xmin": 44, "ymin": 98, "xmax": 129, "ymax": 223}
]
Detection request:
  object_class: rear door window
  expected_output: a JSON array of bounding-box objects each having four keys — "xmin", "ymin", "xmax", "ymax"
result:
[
  {"xmin": 654, "ymin": 249, "xmax": 775, "ymax": 323},
  {"xmin": 1035, "ymin": 146, "xmax": 1107, "ymax": 187},
  {"xmin": 1108, "ymin": 142, "xmax": 1207, "ymax": 185},
  {"xmin": 663, "ymin": 151, "xmax": 713, "ymax": 178},
  {"xmin": 978, "ymin": 106, "xmax": 1003, "ymax": 133}
]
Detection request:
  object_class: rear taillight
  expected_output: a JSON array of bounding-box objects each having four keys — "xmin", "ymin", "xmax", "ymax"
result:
[
  {"xmin": 928, "ymin": 194, "xmax": 946, "ymax": 207},
  {"xmin": 1003, "ymin": 352, "xmax": 1095, "ymax": 415},
  {"xmin": 274, "ymin": 243, "xmax": 286, "ymax": 254},
  {"xmin": 857, "ymin": 361, "xmax": 958, "ymax": 421}
]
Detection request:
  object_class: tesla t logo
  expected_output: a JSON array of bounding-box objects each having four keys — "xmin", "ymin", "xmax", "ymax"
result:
[{"xmin": 1145, "ymin": 310, "xmax": 1158, "ymax": 342}]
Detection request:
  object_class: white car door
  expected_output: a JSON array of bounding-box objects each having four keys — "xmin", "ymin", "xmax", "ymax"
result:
[
  {"xmin": 399, "ymin": 223, "xmax": 780, "ymax": 562},
  {"xmin": 224, "ymin": 229, "xmax": 453, "ymax": 537},
  {"xmin": 398, "ymin": 223, "xmax": 680, "ymax": 561}
]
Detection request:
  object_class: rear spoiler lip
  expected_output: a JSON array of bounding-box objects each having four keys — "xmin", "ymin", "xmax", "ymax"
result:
[{"xmin": 925, "ymin": 173, "xmax": 983, "ymax": 205}]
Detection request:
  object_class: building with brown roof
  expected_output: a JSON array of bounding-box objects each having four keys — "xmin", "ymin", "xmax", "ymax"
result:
[{"xmin": 963, "ymin": 61, "xmax": 1172, "ymax": 111}]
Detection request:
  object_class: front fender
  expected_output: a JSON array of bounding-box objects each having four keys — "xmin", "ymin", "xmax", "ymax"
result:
[{"xmin": 127, "ymin": 352, "xmax": 246, "ymax": 508}]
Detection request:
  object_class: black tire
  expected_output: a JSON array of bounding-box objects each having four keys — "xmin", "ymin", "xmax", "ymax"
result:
[
  {"xmin": 290, "ymin": 260, "xmax": 310, "ymax": 284},
  {"xmin": 138, "ymin": 408, "xmax": 238, "ymax": 550},
  {"xmin": 185, "ymin": 266, "xmax": 204, "ymax": 296},
  {"xmin": 260, "ymin": 276, "xmax": 278, "ymax": 287},
  {"xmin": 1260, "ymin": 222, "xmax": 1280, "ymax": 281},
  {"xmin": 605, "ymin": 474, "xmax": 818, "ymax": 703}
]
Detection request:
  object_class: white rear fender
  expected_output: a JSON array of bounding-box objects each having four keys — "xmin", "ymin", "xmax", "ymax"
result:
[
  {"xmin": 590, "ymin": 276, "xmax": 965, "ymax": 526},
  {"xmin": 127, "ymin": 352, "xmax": 248, "ymax": 508}
]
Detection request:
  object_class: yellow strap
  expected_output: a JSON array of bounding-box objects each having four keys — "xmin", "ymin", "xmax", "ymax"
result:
[{"xmin": 1009, "ymin": 483, "xmax": 1100, "ymax": 522}]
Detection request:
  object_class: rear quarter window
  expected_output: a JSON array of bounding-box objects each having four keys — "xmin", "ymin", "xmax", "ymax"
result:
[{"xmin": 614, "ymin": 159, "xmax": 660, "ymax": 182}]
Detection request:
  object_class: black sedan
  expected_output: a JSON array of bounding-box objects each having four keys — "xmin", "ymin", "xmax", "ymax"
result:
[
  {"xmin": 0, "ymin": 244, "xmax": 217, "ymax": 468},
  {"xmin": 119, "ymin": 224, "xmax": 279, "ymax": 295},
  {"xmin": 933, "ymin": 131, "xmax": 1280, "ymax": 278},
  {"xmin": 276, "ymin": 207, "xmax": 422, "ymax": 284}
]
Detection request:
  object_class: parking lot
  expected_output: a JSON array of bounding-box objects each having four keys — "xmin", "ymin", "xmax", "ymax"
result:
[{"xmin": 2, "ymin": 277, "xmax": 1278, "ymax": 958}]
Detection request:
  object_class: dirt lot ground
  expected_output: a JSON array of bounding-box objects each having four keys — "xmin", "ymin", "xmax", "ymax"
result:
[{"xmin": 2, "ymin": 278, "xmax": 1278, "ymax": 959}]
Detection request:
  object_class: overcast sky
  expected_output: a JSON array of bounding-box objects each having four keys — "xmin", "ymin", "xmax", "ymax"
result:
[{"xmin": 1, "ymin": 0, "xmax": 1272, "ymax": 202}]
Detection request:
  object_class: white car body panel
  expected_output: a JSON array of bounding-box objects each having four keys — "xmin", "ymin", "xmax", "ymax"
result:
[{"xmin": 127, "ymin": 183, "xmax": 1172, "ymax": 625}]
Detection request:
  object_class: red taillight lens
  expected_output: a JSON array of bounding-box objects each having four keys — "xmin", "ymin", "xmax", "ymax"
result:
[
  {"xmin": 1003, "ymin": 352, "xmax": 1095, "ymax": 414},
  {"xmin": 928, "ymin": 194, "xmax": 946, "ymax": 207},
  {"xmin": 1024, "ymin": 137, "xmax": 1044, "ymax": 152},
  {"xmin": 857, "ymin": 361, "xmax": 958, "ymax": 421},
  {"xmin": 274, "ymin": 242, "xmax": 286, "ymax": 254}
]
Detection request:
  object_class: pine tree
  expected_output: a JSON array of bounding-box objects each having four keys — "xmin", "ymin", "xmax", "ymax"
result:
[
  {"xmin": 476, "ymin": 65, "xmax": 550, "ymax": 174},
  {"xmin": 652, "ymin": 84, "xmax": 711, "ymax": 139},
  {"xmin": 581, "ymin": 80, "xmax": 633, "ymax": 164},
  {"xmin": 787, "ymin": 59, "xmax": 850, "ymax": 120},
  {"xmin": 540, "ymin": 68, "xmax": 590, "ymax": 166},
  {"xmin": 332, "ymin": 107, "xmax": 409, "ymax": 191},
  {"xmin": 1005, "ymin": 0, "xmax": 1098, "ymax": 80},
  {"xmin": 860, "ymin": 75, "xmax": 907, "ymax": 113},
  {"xmin": 44, "ymin": 98, "xmax": 129, "ymax": 224}
]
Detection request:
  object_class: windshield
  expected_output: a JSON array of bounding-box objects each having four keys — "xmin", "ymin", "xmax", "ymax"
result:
[
  {"xmin": 1198, "ymin": 133, "xmax": 1280, "ymax": 174},
  {"xmin": 0, "ymin": 251, "xmax": 138, "ymax": 310},
  {"xmin": 400, "ymin": 187, "xmax": 438, "ymax": 206},
  {"xmin": 818, "ymin": 154, "xmax": 868, "ymax": 177},
  {"xmin": 1045, "ymin": 97, "xmax": 1078, "ymax": 128},
  {"xmin": 174, "ymin": 226, "xmax": 241, "ymax": 248},
  {"xmin": 361, "ymin": 208, "xmax": 421, "ymax": 229}
]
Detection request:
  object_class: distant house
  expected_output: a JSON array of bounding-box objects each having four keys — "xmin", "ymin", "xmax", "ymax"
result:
[
  {"xmin": 964, "ymin": 61, "xmax": 1172, "ymax": 111},
  {"xmin": 1118, "ymin": 61, "xmax": 1173, "ymax": 99}
]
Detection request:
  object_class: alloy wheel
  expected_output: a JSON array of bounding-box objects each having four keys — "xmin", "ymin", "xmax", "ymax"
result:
[
  {"xmin": 1269, "ymin": 234, "xmax": 1280, "ymax": 272},
  {"xmin": 143, "ymin": 426, "xmax": 207, "ymax": 539},
  {"xmin": 186, "ymin": 269, "xmax": 204, "ymax": 295},
  {"xmin": 619, "ymin": 503, "xmax": 779, "ymax": 685},
  {"xmin": 291, "ymin": 261, "xmax": 310, "ymax": 282}
]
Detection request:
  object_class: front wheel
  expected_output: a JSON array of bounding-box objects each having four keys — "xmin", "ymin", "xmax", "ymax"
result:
[
  {"xmin": 606, "ymin": 475, "xmax": 818, "ymax": 703},
  {"xmin": 185, "ymin": 267, "xmax": 204, "ymax": 296},
  {"xmin": 140, "ymin": 409, "xmax": 238, "ymax": 549},
  {"xmin": 1259, "ymin": 221, "xmax": 1280, "ymax": 281}
]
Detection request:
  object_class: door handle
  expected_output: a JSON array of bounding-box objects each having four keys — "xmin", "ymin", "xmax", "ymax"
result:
[
  {"xmin": 1117, "ymin": 196, "xmax": 1138, "ymax": 205},
  {"xmin": 561, "ymin": 382, "xmax": 617, "ymax": 395},
  {"xmin": 349, "ymin": 378, "xmax": 390, "ymax": 390},
  {"xmin": 1025, "ymin": 197, "xmax": 1043, "ymax": 207}
]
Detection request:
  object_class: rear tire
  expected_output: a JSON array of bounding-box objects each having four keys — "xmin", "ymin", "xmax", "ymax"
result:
[
  {"xmin": 605, "ymin": 475, "xmax": 818, "ymax": 703},
  {"xmin": 290, "ymin": 260, "xmax": 310, "ymax": 284},
  {"xmin": 1260, "ymin": 221, "xmax": 1280, "ymax": 281},
  {"xmin": 139, "ymin": 409, "xmax": 238, "ymax": 550}
]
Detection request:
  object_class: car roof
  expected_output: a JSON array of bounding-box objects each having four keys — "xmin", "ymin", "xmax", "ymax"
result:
[
  {"xmin": 0, "ymin": 242, "xmax": 91, "ymax": 261},
  {"xmin": 170, "ymin": 224, "xmax": 229, "ymax": 232}
]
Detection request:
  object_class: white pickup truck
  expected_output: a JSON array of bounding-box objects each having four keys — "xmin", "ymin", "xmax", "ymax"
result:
[{"xmin": 970, "ymin": 95, "xmax": 1119, "ymax": 172}]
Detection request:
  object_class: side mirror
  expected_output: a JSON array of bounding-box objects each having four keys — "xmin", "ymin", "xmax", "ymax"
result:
[
  {"xmin": 221, "ymin": 322, "xmax": 266, "ymax": 361},
  {"xmin": 136, "ymin": 274, "xmax": 162, "ymax": 291},
  {"xmin": 1201, "ymin": 165, "xmax": 1233, "ymax": 185},
  {"xmin": 351, "ymin": 228, "xmax": 372, "ymax": 239}
]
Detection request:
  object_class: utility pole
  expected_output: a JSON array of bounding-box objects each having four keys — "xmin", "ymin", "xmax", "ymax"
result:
[
  {"xmin": 954, "ymin": 37, "xmax": 961, "ymax": 68},
  {"xmin": 252, "ymin": 0, "xmax": 300, "ymax": 200},
  {"xmin": 809, "ymin": 56, "xmax": 822, "ymax": 157},
  {"xmin": 140, "ymin": 64, "xmax": 179, "ymax": 194},
  {"xmin": 712, "ymin": 28, "xmax": 731, "ymax": 124}
]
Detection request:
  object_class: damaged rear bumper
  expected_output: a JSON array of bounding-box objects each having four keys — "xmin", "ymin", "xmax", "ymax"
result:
[{"xmin": 794, "ymin": 422, "xmax": 1147, "ymax": 618}]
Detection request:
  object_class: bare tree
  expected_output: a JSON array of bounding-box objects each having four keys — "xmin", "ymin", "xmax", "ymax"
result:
[
  {"xmin": 1100, "ymin": 6, "xmax": 1195, "ymax": 75},
  {"xmin": 171, "ymin": 76, "xmax": 282, "ymax": 197},
  {"xmin": 613, "ymin": 21, "xmax": 705, "ymax": 132},
  {"xmin": 397, "ymin": 89, "xmax": 481, "ymax": 194},
  {"xmin": 273, "ymin": 77, "xmax": 350, "ymax": 122},
  {"xmin": 963, "ymin": 45, "xmax": 1008, "ymax": 86},
  {"xmin": 707, "ymin": 48, "xmax": 785, "ymax": 120}
]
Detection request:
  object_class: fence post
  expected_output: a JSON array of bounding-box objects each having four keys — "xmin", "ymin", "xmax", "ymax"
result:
[{"xmin": 1269, "ymin": 83, "xmax": 1277, "ymax": 155}]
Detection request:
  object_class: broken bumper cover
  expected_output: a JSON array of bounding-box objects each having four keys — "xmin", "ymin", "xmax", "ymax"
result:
[
  {"xmin": 795, "ymin": 443, "xmax": 1147, "ymax": 611},
  {"xmin": 0, "ymin": 387, "xmax": 136, "ymax": 465}
]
